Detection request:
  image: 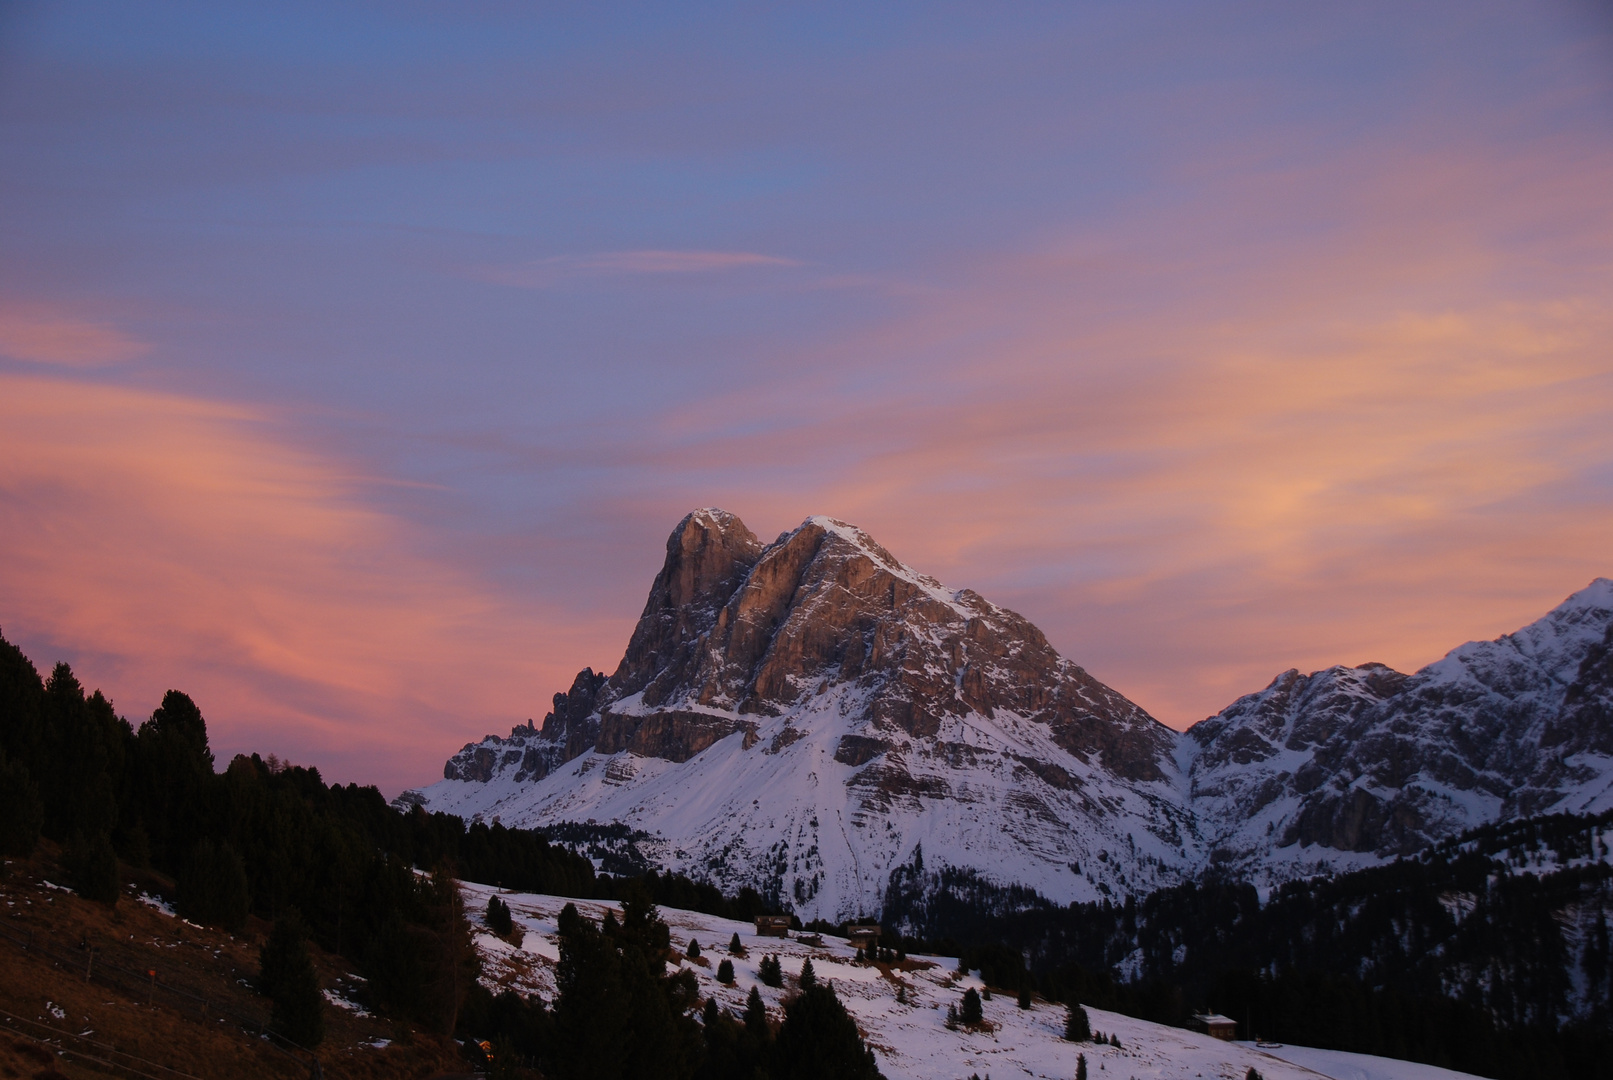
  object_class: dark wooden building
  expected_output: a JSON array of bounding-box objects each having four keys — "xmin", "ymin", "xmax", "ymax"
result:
[
  {"xmin": 1192, "ymin": 1013, "xmax": 1238, "ymax": 1041},
  {"xmin": 754, "ymin": 914, "xmax": 792, "ymax": 937}
]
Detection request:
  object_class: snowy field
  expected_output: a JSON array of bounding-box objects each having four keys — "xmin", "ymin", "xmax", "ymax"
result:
[
  {"xmin": 1236, "ymin": 1044, "xmax": 1488, "ymax": 1080},
  {"xmin": 458, "ymin": 881, "xmax": 1487, "ymax": 1080}
]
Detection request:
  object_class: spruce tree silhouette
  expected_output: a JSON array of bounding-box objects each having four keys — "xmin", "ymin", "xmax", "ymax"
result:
[
  {"xmin": 259, "ymin": 910, "xmax": 324, "ymax": 1048},
  {"xmin": 772, "ymin": 982, "xmax": 882, "ymax": 1079}
]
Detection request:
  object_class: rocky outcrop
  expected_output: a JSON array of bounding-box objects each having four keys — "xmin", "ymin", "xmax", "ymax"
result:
[{"xmin": 1189, "ymin": 579, "xmax": 1613, "ymax": 874}]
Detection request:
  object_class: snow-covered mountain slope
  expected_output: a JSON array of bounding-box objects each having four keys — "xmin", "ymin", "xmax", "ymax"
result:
[
  {"xmin": 461, "ymin": 881, "xmax": 1486, "ymax": 1080},
  {"xmin": 410, "ymin": 510, "xmax": 1198, "ymax": 919},
  {"xmin": 1186, "ymin": 578, "xmax": 1613, "ymax": 880},
  {"xmin": 404, "ymin": 506, "xmax": 1613, "ymax": 910}
]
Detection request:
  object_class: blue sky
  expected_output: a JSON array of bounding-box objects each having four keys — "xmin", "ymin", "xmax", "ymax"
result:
[{"xmin": 1, "ymin": 1, "xmax": 1610, "ymax": 791}]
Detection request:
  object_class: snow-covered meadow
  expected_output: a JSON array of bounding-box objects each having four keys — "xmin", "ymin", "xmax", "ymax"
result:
[{"xmin": 458, "ymin": 881, "xmax": 1483, "ymax": 1080}]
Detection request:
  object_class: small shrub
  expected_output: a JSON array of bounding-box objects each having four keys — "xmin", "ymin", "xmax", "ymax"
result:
[{"xmin": 687, "ymin": 937, "xmax": 701, "ymax": 959}]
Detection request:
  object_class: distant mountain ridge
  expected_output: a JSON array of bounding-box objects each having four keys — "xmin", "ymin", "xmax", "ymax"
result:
[{"xmin": 404, "ymin": 508, "xmax": 1613, "ymax": 919}]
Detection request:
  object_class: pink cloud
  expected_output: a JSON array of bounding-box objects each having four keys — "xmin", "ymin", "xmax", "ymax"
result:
[
  {"xmin": 0, "ymin": 305, "xmax": 150, "ymax": 366},
  {"xmin": 475, "ymin": 249, "xmax": 801, "ymax": 288},
  {"xmin": 0, "ymin": 373, "xmax": 624, "ymax": 793}
]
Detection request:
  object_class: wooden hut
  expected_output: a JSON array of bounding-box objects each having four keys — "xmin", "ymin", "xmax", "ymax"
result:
[
  {"xmin": 754, "ymin": 914, "xmax": 792, "ymax": 938},
  {"xmin": 1191, "ymin": 1013, "xmax": 1238, "ymax": 1041}
]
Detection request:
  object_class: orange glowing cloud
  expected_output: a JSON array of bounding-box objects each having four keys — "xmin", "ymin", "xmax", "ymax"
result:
[{"xmin": 0, "ymin": 371, "xmax": 622, "ymax": 792}]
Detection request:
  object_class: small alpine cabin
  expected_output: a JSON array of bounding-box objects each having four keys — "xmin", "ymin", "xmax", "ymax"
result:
[
  {"xmin": 1192, "ymin": 1013, "xmax": 1238, "ymax": 1041},
  {"xmin": 754, "ymin": 914, "xmax": 793, "ymax": 938},
  {"xmin": 846, "ymin": 924, "xmax": 882, "ymax": 948}
]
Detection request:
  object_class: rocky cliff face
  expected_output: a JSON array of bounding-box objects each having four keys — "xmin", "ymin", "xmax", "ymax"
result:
[
  {"xmin": 1188, "ymin": 578, "xmax": 1613, "ymax": 879},
  {"xmin": 416, "ymin": 508, "xmax": 1613, "ymax": 914},
  {"xmin": 422, "ymin": 509, "xmax": 1194, "ymax": 918}
]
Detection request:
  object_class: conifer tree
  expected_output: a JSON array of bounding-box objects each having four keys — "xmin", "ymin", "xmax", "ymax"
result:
[
  {"xmin": 688, "ymin": 937, "xmax": 701, "ymax": 959},
  {"xmin": 760, "ymin": 954, "xmax": 783, "ymax": 987},
  {"xmin": 729, "ymin": 931, "xmax": 744, "ymax": 955},
  {"xmin": 259, "ymin": 910, "xmax": 324, "ymax": 1048},
  {"xmin": 177, "ymin": 837, "xmax": 249, "ymax": 930},
  {"xmin": 64, "ymin": 831, "xmax": 119, "ymax": 905},
  {"xmin": 486, "ymin": 895, "xmax": 514, "ymax": 936},
  {"xmin": 744, "ymin": 985, "xmax": 769, "ymax": 1039},
  {"xmin": 960, "ymin": 987, "xmax": 983, "ymax": 1025},
  {"xmin": 1076, "ymin": 1052, "xmax": 1087, "ymax": 1080},
  {"xmin": 1065, "ymin": 1003, "xmax": 1091, "ymax": 1042},
  {"xmin": 0, "ymin": 752, "xmax": 42, "ymax": 857},
  {"xmin": 717, "ymin": 958, "xmax": 735, "ymax": 984},
  {"xmin": 1017, "ymin": 985, "xmax": 1032, "ymax": 1010},
  {"xmin": 772, "ymin": 982, "xmax": 882, "ymax": 1080},
  {"xmin": 799, "ymin": 957, "xmax": 816, "ymax": 989}
]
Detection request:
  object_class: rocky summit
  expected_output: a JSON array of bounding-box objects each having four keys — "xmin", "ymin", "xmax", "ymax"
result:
[{"xmin": 404, "ymin": 509, "xmax": 1613, "ymax": 920}]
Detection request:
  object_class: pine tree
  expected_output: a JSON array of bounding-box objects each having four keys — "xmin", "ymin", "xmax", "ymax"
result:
[
  {"xmin": 1076, "ymin": 1052, "xmax": 1087, "ymax": 1080},
  {"xmin": 485, "ymin": 895, "xmax": 513, "ymax": 936},
  {"xmin": 718, "ymin": 958, "xmax": 735, "ymax": 984},
  {"xmin": 259, "ymin": 910, "xmax": 324, "ymax": 1048},
  {"xmin": 745, "ymin": 985, "xmax": 769, "ymax": 1038},
  {"xmin": 960, "ymin": 987, "xmax": 983, "ymax": 1025},
  {"xmin": 177, "ymin": 838, "xmax": 249, "ymax": 930},
  {"xmin": 1017, "ymin": 985, "xmax": 1032, "ymax": 1010},
  {"xmin": 799, "ymin": 957, "xmax": 816, "ymax": 989},
  {"xmin": 729, "ymin": 931, "xmax": 744, "ymax": 955},
  {"xmin": 0, "ymin": 752, "xmax": 42, "ymax": 857},
  {"xmin": 1065, "ymin": 1003, "xmax": 1091, "ymax": 1042},
  {"xmin": 688, "ymin": 937, "xmax": 701, "ymax": 959},
  {"xmin": 1109, "ymin": 1033, "xmax": 1121, "ymax": 1049},
  {"xmin": 761, "ymin": 954, "xmax": 784, "ymax": 987},
  {"xmin": 64, "ymin": 832, "xmax": 119, "ymax": 905},
  {"xmin": 1246, "ymin": 1070, "xmax": 1263, "ymax": 1080},
  {"xmin": 772, "ymin": 982, "xmax": 881, "ymax": 1080}
]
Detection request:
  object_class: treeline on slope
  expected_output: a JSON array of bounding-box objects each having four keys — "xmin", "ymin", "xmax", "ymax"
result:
[
  {"xmin": 884, "ymin": 815, "xmax": 1613, "ymax": 1080},
  {"xmin": 0, "ymin": 632, "xmax": 775, "ymax": 1049},
  {"xmin": 458, "ymin": 888, "xmax": 881, "ymax": 1079}
]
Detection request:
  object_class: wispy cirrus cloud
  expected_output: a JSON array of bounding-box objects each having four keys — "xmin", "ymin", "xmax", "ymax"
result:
[
  {"xmin": 0, "ymin": 372, "xmax": 623, "ymax": 793},
  {"xmin": 0, "ymin": 305, "xmax": 150, "ymax": 366},
  {"xmin": 475, "ymin": 249, "xmax": 801, "ymax": 288}
]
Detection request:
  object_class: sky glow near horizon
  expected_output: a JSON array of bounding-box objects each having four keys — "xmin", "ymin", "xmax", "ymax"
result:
[{"xmin": 1, "ymin": 2, "xmax": 1611, "ymax": 795}]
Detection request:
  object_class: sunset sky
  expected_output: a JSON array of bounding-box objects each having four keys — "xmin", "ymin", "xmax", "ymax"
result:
[{"xmin": 2, "ymin": 2, "xmax": 1610, "ymax": 795}]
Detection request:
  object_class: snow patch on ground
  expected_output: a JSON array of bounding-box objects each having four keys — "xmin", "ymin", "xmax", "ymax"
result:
[
  {"xmin": 1240, "ymin": 1042, "xmax": 1487, "ymax": 1080},
  {"xmin": 136, "ymin": 892, "xmax": 177, "ymax": 917}
]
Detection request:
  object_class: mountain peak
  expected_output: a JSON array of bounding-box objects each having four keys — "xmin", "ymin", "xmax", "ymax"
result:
[{"xmin": 417, "ymin": 508, "xmax": 1178, "ymax": 917}]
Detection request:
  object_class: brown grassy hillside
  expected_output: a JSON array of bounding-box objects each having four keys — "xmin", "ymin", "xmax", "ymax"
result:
[{"xmin": 0, "ymin": 842, "xmax": 467, "ymax": 1080}]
